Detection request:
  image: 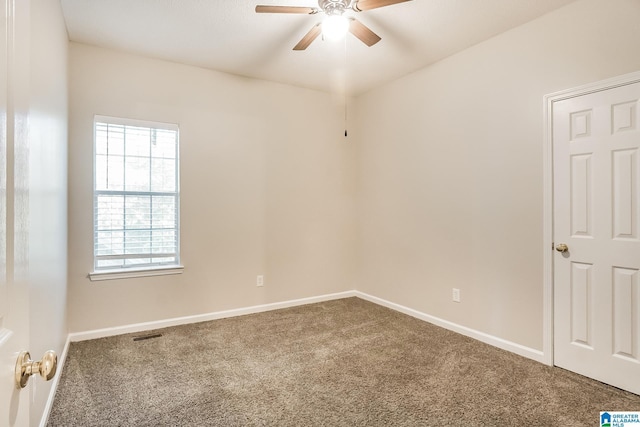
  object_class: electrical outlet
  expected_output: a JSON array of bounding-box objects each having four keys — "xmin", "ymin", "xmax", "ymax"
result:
[
  {"xmin": 452, "ymin": 288, "xmax": 461, "ymax": 303},
  {"xmin": 257, "ymin": 275, "xmax": 264, "ymax": 287}
]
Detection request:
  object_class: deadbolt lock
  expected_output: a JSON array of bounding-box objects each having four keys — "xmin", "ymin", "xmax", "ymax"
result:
[{"xmin": 15, "ymin": 350, "xmax": 57, "ymax": 389}]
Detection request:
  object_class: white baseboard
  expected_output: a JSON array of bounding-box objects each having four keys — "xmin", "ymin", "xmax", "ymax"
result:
[
  {"xmin": 68, "ymin": 289, "xmax": 545, "ymax": 364},
  {"xmin": 39, "ymin": 334, "xmax": 71, "ymax": 427},
  {"xmin": 354, "ymin": 291, "xmax": 546, "ymax": 364},
  {"xmin": 69, "ymin": 290, "xmax": 358, "ymax": 342}
]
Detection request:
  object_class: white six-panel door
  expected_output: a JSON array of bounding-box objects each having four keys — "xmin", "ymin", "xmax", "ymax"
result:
[{"xmin": 553, "ymin": 81, "xmax": 640, "ymax": 395}]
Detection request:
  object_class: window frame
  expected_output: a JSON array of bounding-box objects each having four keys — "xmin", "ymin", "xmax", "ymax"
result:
[{"xmin": 89, "ymin": 115, "xmax": 183, "ymax": 281}]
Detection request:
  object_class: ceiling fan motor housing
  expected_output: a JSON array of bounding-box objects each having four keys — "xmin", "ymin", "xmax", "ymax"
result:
[{"xmin": 319, "ymin": 0, "xmax": 350, "ymax": 15}]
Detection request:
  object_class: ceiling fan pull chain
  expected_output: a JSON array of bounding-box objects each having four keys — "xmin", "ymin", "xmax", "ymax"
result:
[
  {"xmin": 344, "ymin": 97, "xmax": 348, "ymax": 137},
  {"xmin": 344, "ymin": 36, "xmax": 348, "ymax": 137}
]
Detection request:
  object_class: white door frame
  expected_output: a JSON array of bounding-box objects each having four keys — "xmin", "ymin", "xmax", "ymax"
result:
[{"xmin": 542, "ymin": 70, "xmax": 640, "ymax": 366}]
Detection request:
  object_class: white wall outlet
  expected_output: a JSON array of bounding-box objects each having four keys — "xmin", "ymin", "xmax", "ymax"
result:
[
  {"xmin": 452, "ymin": 288, "xmax": 461, "ymax": 303},
  {"xmin": 256, "ymin": 275, "xmax": 264, "ymax": 287}
]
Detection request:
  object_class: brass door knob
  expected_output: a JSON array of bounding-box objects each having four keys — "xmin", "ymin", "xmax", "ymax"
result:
[
  {"xmin": 555, "ymin": 243, "xmax": 569, "ymax": 253},
  {"xmin": 15, "ymin": 350, "xmax": 57, "ymax": 389}
]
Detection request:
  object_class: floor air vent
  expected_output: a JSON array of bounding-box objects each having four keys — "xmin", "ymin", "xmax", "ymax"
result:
[{"xmin": 133, "ymin": 333, "xmax": 163, "ymax": 342}]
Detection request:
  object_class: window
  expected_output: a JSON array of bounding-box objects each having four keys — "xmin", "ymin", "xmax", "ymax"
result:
[{"xmin": 90, "ymin": 116, "xmax": 181, "ymax": 280}]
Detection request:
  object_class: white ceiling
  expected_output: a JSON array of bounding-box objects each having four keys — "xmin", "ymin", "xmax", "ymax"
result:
[{"xmin": 60, "ymin": 0, "xmax": 576, "ymax": 95}]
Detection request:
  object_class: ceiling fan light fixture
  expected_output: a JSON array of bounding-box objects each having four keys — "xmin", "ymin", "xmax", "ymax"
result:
[
  {"xmin": 322, "ymin": 14, "xmax": 349, "ymax": 41},
  {"xmin": 256, "ymin": 0, "xmax": 404, "ymax": 50}
]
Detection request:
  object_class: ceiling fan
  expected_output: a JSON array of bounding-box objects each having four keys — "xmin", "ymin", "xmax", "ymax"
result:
[{"xmin": 255, "ymin": 0, "xmax": 412, "ymax": 50}]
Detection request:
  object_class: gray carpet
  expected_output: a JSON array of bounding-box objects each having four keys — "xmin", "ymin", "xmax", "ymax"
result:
[{"xmin": 48, "ymin": 297, "xmax": 640, "ymax": 426}]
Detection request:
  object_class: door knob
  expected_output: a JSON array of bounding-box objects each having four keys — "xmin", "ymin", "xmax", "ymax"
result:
[
  {"xmin": 555, "ymin": 243, "xmax": 569, "ymax": 253},
  {"xmin": 15, "ymin": 350, "xmax": 57, "ymax": 389}
]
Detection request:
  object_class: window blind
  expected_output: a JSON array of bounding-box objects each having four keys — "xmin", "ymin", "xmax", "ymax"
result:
[{"xmin": 93, "ymin": 117, "xmax": 180, "ymax": 271}]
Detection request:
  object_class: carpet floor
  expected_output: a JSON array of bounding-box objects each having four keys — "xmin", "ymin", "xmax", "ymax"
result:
[{"xmin": 47, "ymin": 297, "xmax": 640, "ymax": 426}]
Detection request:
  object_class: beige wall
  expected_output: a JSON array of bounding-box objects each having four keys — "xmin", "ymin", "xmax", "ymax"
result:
[
  {"xmin": 67, "ymin": 0, "xmax": 640, "ymax": 352},
  {"xmin": 355, "ymin": 0, "xmax": 640, "ymax": 351},
  {"xmin": 29, "ymin": 0, "xmax": 68, "ymax": 423},
  {"xmin": 67, "ymin": 43, "xmax": 357, "ymax": 332}
]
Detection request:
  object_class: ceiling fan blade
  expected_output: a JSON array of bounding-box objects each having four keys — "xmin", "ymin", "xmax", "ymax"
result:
[
  {"xmin": 349, "ymin": 19, "xmax": 381, "ymax": 47},
  {"xmin": 255, "ymin": 5, "xmax": 318, "ymax": 14},
  {"xmin": 293, "ymin": 23, "xmax": 322, "ymax": 50},
  {"xmin": 353, "ymin": 0, "xmax": 411, "ymax": 12}
]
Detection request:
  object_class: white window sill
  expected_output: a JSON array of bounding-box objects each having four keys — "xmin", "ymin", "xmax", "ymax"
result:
[{"xmin": 89, "ymin": 265, "xmax": 184, "ymax": 282}]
